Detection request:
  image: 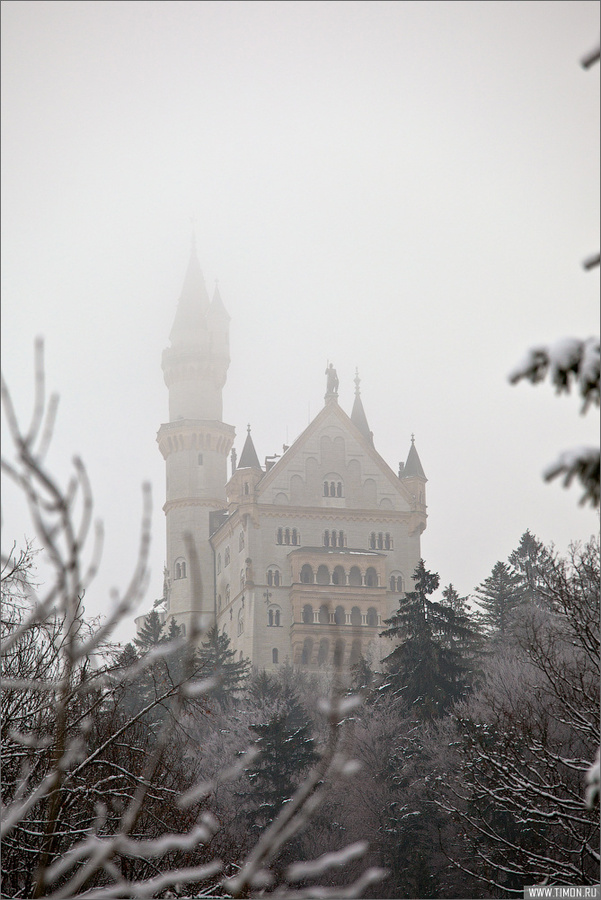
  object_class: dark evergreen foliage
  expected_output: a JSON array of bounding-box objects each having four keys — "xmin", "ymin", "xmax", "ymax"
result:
[
  {"xmin": 196, "ymin": 624, "xmax": 250, "ymax": 706},
  {"xmin": 381, "ymin": 560, "xmax": 478, "ymax": 719},
  {"xmin": 474, "ymin": 560, "xmax": 525, "ymax": 637}
]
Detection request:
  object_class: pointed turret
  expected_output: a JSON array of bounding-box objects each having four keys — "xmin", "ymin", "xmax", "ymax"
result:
[
  {"xmin": 169, "ymin": 240, "xmax": 210, "ymax": 346},
  {"xmin": 403, "ymin": 434, "xmax": 426, "ymax": 478},
  {"xmin": 350, "ymin": 369, "xmax": 373, "ymax": 445},
  {"xmin": 238, "ymin": 425, "xmax": 262, "ymax": 470},
  {"xmin": 208, "ymin": 281, "xmax": 230, "ymax": 321}
]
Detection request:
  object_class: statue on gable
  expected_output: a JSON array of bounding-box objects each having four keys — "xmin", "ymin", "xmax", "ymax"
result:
[{"xmin": 325, "ymin": 362, "xmax": 339, "ymax": 395}]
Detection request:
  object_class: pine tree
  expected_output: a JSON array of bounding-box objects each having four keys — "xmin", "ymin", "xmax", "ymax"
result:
[
  {"xmin": 381, "ymin": 560, "xmax": 476, "ymax": 719},
  {"xmin": 245, "ymin": 681, "xmax": 317, "ymax": 828},
  {"xmin": 474, "ymin": 560, "xmax": 525, "ymax": 637},
  {"xmin": 133, "ymin": 609, "xmax": 165, "ymax": 651},
  {"xmin": 508, "ymin": 530, "xmax": 554, "ymax": 608},
  {"xmin": 196, "ymin": 625, "xmax": 250, "ymax": 707}
]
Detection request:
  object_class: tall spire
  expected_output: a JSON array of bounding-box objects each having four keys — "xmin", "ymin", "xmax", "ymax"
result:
[
  {"xmin": 351, "ymin": 369, "xmax": 373, "ymax": 445},
  {"xmin": 238, "ymin": 424, "xmax": 262, "ymax": 470},
  {"xmin": 403, "ymin": 434, "xmax": 426, "ymax": 478},
  {"xmin": 168, "ymin": 242, "xmax": 210, "ymax": 345}
]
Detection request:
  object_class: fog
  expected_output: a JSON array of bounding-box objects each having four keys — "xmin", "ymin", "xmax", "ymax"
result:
[{"xmin": 2, "ymin": 0, "xmax": 599, "ymax": 642}]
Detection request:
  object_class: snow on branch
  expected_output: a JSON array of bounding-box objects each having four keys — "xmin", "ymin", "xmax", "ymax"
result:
[
  {"xmin": 508, "ymin": 337, "xmax": 600, "ymax": 411},
  {"xmin": 543, "ymin": 446, "xmax": 601, "ymax": 506}
]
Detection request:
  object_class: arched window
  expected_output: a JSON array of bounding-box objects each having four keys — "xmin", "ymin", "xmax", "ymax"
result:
[
  {"xmin": 302, "ymin": 604, "xmax": 314, "ymax": 624},
  {"xmin": 332, "ymin": 565, "xmax": 345, "ymax": 585},
  {"xmin": 244, "ymin": 482, "xmax": 250, "ymax": 495},
  {"xmin": 334, "ymin": 605, "xmax": 345, "ymax": 626},
  {"xmin": 351, "ymin": 606, "xmax": 362, "ymax": 626},
  {"xmin": 174, "ymin": 558, "xmax": 187, "ymax": 580},
  {"xmin": 367, "ymin": 607, "xmax": 378, "ymax": 627},
  {"xmin": 336, "ymin": 481, "xmax": 342, "ymax": 497},
  {"xmin": 323, "ymin": 530, "xmax": 330, "ymax": 547},
  {"xmin": 349, "ymin": 566, "xmax": 362, "ymax": 586},
  {"xmin": 272, "ymin": 648, "xmax": 279, "ymax": 664},
  {"xmin": 225, "ymin": 584, "xmax": 230, "ymax": 603},
  {"xmin": 390, "ymin": 574, "xmax": 403, "ymax": 593},
  {"xmin": 239, "ymin": 531, "xmax": 245, "ymax": 550},
  {"xmin": 300, "ymin": 564, "xmax": 314, "ymax": 584},
  {"xmin": 333, "ymin": 639, "xmax": 345, "ymax": 667},
  {"xmin": 317, "ymin": 564, "xmax": 330, "ymax": 585},
  {"xmin": 275, "ymin": 608, "xmax": 280, "ymax": 626},
  {"xmin": 284, "ymin": 528, "xmax": 290, "ymax": 545},
  {"xmin": 330, "ymin": 481, "xmax": 335, "ymax": 496},
  {"xmin": 318, "ymin": 604, "xmax": 330, "ymax": 624},
  {"xmin": 337, "ymin": 530, "xmax": 345, "ymax": 547},
  {"xmin": 384, "ymin": 533, "xmax": 392, "ymax": 550},
  {"xmin": 268, "ymin": 606, "xmax": 281, "ymax": 627},
  {"xmin": 238, "ymin": 609, "xmax": 244, "ymax": 635},
  {"xmin": 323, "ymin": 481, "xmax": 329, "ymax": 497},
  {"xmin": 377, "ymin": 532, "xmax": 383, "ymax": 550},
  {"xmin": 301, "ymin": 638, "xmax": 313, "ymax": 665},
  {"xmin": 198, "ymin": 453, "xmax": 203, "ymax": 465},
  {"xmin": 292, "ymin": 528, "xmax": 299, "ymax": 545},
  {"xmin": 276, "ymin": 527, "xmax": 283, "ymax": 544},
  {"xmin": 350, "ymin": 639, "xmax": 362, "ymax": 666},
  {"xmin": 365, "ymin": 567, "xmax": 377, "ymax": 587},
  {"xmin": 369, "ymin": 532, "xmax": 376, "ymax": 550},
  {"xmin": 268, "ymin": 609, "xmax": 274, "ymax": 627},
  {"xmin": 224, "ymin": 547, "xmax": 230, "ymax": 567},
  {"xmin": 318, "ymin": 638, "xmax": 329, "ymax": 667},
  {"xmin": 218, "ymin": 594, "xmax": 222, "ymax": 612},
  {"xmin": 217, "ymin": 553, "xmax": 221, "ymax": 574},
  {"xmin": 267, "ymin": 569, "xmax": 273, "ymax": 586}
]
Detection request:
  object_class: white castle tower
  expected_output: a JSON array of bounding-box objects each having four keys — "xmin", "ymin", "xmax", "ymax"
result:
[{"xmin": 156, "ymin": 242, "xmax": 235, "ymax": 634}]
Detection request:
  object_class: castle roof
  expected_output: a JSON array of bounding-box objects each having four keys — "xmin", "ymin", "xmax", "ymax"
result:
[
  {"xmin": 169, "ymin": 242, "xmax": 210, "ymax": 345},
  {"xmin": 238, "ymin": 425, "xmax": 261, "ymax": 469},
  {"xmin": 403, "ymin": 436, "xmax": 426, "ymax": 479}
]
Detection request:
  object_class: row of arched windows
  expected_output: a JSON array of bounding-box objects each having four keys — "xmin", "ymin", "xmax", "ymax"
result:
[
  {"xmin": 369, "ymin": 532, "xmax": 393, "ymax": 550},
  {"xmin": 301, "ymin": 603, "xmax": 379, "ymax": 627},
  {"xmin": 174, "ymin": 558, "xmax": 187, "ymax": 579},
  {"xmin": 390, "ymin": 575, "xmax": 403, "ymax": 592},
  {"xmin": 268, "ymin": 607, "xmax": 281, "ymax": 627},
  {"xmin": 300, "ymin": 563, "xmax": 379, "ymax": 587},
  {"xmin": 276, "ymin": 527, "xmax": 300, "ymax": 545},
  {"xmin": 300, "ymin": 637, "xmax": 362, "ymax": 668},
  {"xmin": 323, "ymin": 481, "xmax": 343, "ymax": 497},
  {"xmin": 323, "ymin": 530, "xmax": 345, "ymax": 548}
]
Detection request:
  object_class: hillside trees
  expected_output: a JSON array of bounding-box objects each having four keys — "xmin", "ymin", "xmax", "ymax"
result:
[{"xmin": 1, "ymin": 343, "xmax": 383, "ymax": 899}]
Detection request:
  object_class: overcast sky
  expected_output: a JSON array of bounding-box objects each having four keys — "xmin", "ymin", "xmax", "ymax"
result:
[{"xmin": 2, "ymin": 0, "xmax": 599, "ymax": 643}]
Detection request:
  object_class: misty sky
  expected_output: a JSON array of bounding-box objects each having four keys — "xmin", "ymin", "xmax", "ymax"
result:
[{"xmin": 2, "ymin": 0, "xmax": 599, "ymax": 642}]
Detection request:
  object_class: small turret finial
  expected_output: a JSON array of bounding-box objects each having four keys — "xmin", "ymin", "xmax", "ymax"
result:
[
  {"xmin": 411, "ymin": 432, "xmax": 415, "ymax": 444},
  {"xmin": 354, "ymin": 368, "xmax": 361, "ymax": 396},
  {"xmin": 247, "ymin": 423, "xmax": 251, "ymax": 434},
  {"xmin": 189, "ymin": 216, "xmax": 197, "ymax": 254}
]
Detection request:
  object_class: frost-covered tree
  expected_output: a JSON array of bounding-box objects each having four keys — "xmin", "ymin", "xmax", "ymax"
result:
[
  {"xmin": 435, "ymin": 540, "xmax": 600, "ymax": 893},
  {"xmin": 196, "ymin": 623, "xmax": 250, "ymax": 707},
  {"xmin": 473, "ymin": 560, "xmax": 525, "ymax": 639}
]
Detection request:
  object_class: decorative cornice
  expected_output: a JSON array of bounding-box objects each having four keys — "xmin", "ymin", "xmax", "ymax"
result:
[
  {"xmin": 157, "ymin": 419, "xmax": 235, "ymax": 459},
  {"xmin": 163, "ymin": 498, "xmax": 229, "ymax": 513}
]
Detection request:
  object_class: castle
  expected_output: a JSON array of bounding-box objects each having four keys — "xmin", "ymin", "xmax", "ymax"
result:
[{"xmin": 145, "ymin": 245, "xmax": 427, "ymax": 672}]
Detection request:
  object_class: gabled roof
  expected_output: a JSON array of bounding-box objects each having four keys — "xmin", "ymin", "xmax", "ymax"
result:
[
  {"xmin": 238, "ymin": 425, "xmax": 262, "ymax": 469},
  {"xmin": 255, "ymin": 397, "xmax": 414, "ymax": 504},
  {"xmin": 403, "ymin": 436, "xmax": 426, "ymax": 479},
  {"xmin": 169, "ymin": 244, "xmax": 210, "ymax": 345}
]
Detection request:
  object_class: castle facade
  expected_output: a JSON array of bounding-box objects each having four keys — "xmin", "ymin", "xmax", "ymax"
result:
[{"xmin": 151, "ymin": 247, "xmax": 427, "ymax": 673}]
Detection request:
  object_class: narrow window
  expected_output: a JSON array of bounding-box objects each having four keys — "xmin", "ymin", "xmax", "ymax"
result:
[
  {"xmin": 292, "ymin": 528, "xmax": 298, "ymax": 545},
  {"xmin": 240, "ymin": 569, "xmax": 245, "ymax": 590},
  {"xmin": 274, "ymin": 570, "xmax": 281, "ymax": 587},
  {"xmin": 275, "ymin": 609, "xmax": 280, "ymax": 626},
  {"xmin": 225, "ymin": 547, "xmax": 230, "ymax": 567},
  {"xmin": 239, "ymin": 531, "xmax": 245, "ymax": 550},
  {"xmin": 244, "ymin": 482, "xmax": 250, "ymax": 495},
  {"xmin": 272, "ymin": 648, "xmax": 279, "ymax": 664},
  {"xmin": 377, "ymin": 533, "xmax": 383, "ymax": 549},
  {"xmin": 268, "ymin": 609, "xmax": 274, "ymax": 626},
  {"xmin": 277, "ymin": 527, "xmax": 283, "ymax": 544},
  {"xmin": 330, "ymin": 481, "xmax": 335, "ymax": 496},
  {"xmin": 384, "ymin": 533, "xmax": 391, "ymax": 550},
  {"xmin": 324, "ymin": 530, "xmax": 330, "ymax": 547},
  {"xmin": 336, "ymin": 481, "xmax": 342, "ymax": 497},
  {"xmin": 323, "ymin": 481, "xmax": 328, "ymax": 497},
  {"xmin": 267, "ymin": 570, "xmax": 273, "ymax": 586},
  {"xmin": 284, "ymin": 528, "xmax": 290, "ymax": 545},
  {"xmin": 369, "ymin": 533, "xmax": 376, "ymax": 550}
]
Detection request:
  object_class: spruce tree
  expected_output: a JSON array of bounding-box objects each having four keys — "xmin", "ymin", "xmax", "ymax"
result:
[
  {"xmin": 381, "ymin": 560, "xmax": 476, "ymax": 719},
  {"xmin": 474, "ymin": 560, "xmax": 525, "ymax": 637},
  {"xmin": 133, "ymin": 609, "xmax": 165, "ymax": 651},
  {"xmin": 245, "ymin": 681, "xmax": 317, "ymax": 827},
  {"xmin": 508, "ymin": 530, "xmax": 554, "ymax": 608},
  {"xmin": 196, "ymin": 625, "xmax": 250, "ymax": 707}
]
